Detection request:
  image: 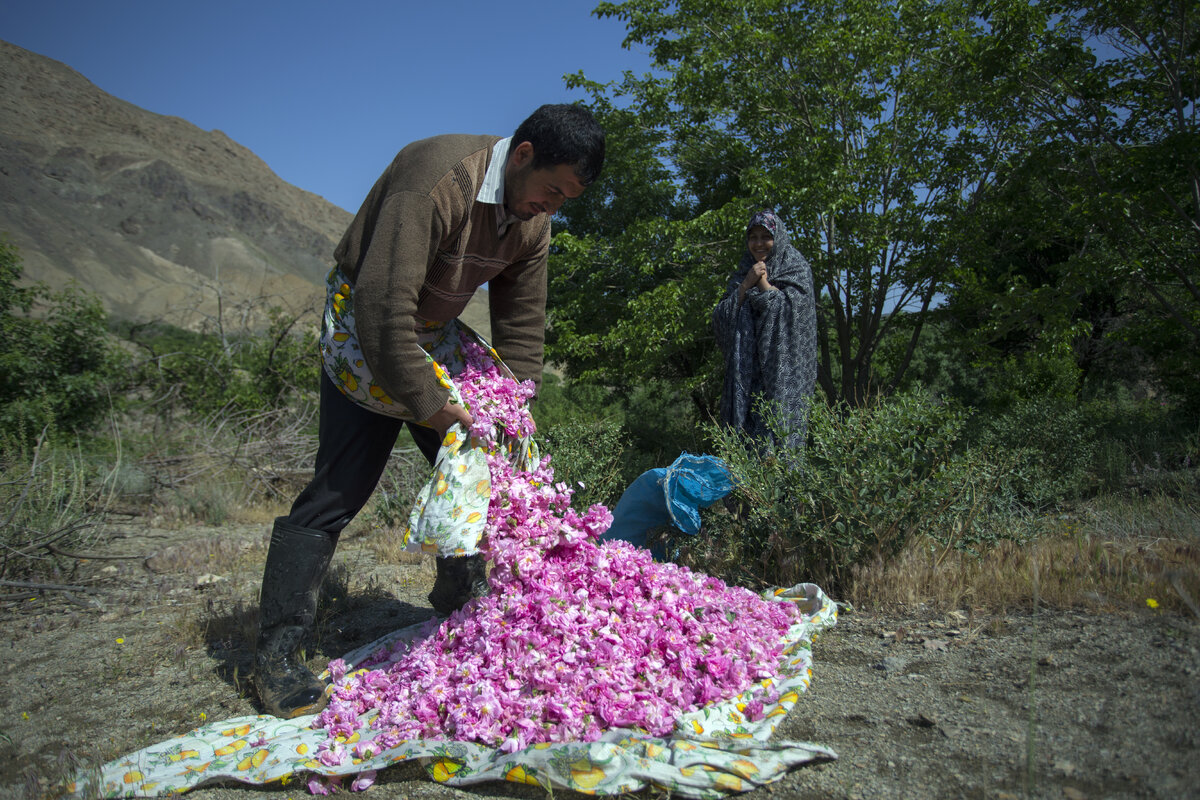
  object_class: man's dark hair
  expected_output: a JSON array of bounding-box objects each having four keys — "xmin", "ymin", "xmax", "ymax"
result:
[{"xmin": 513, "ymin": 104, "xmax": 605, "ymax": 185}]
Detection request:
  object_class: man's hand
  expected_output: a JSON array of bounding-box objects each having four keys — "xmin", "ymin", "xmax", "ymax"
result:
[{"xmin": 426, "ymin": 400, "xmax": 474, "ymax": 437}]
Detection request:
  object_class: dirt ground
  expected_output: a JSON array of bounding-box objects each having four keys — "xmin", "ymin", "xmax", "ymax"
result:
[{"xmin": 2, "ymin": 520, "xmax": 1198, "ymax": 800}]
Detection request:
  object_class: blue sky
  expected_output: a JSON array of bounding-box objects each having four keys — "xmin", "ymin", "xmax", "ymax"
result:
[{"xmin": 1, "ymin": 0, "xmax": 651, "ymax": 212}]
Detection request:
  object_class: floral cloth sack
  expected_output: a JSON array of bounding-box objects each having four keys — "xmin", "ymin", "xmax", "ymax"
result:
[{"xmin": 402, "ymin": 422, "xmax": 538, "ymax": 557}]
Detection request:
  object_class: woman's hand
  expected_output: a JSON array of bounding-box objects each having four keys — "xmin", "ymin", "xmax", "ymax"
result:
[{"xmin": 738, "ymin": 262, "xmax": 774, "ymax": 302}]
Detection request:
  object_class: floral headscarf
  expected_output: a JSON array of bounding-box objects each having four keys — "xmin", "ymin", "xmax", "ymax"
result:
[{"xmin": 747, "ymin": 209, "xmax": 782, "ymax": 240}]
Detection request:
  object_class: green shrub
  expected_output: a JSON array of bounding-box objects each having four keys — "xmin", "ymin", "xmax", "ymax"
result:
[
  {"xmin": 620, "ymin": 382, "xmax": 708, "ymax": 480},
  {"xmin": 0, "ymin": 239, "xmax": 126, "ymax": 438},
  {"xmin": 967, "ymin": 395, "xmax": 1097, "ymax": 508},
  {"xmin": 1080, "ymin": 390, "xmax": 1199, "ymax": 481},
  {"xmin": 123, "ymin": 308, "xmax": 319, "ymax": 418},
  {"xmin": 683, "ymin": 389, "xmax": 1008, "ymax": 591},
  {"xmin": 530, "ymin": 373, "xmax": 621, "ymax": 430},
  {"xmin": 534, "ymin": 373, "xmax": 709, "ymax": 496},
  {"xmin": 537, "ymin": 418, "xmax": 628, "ymax": 511}
]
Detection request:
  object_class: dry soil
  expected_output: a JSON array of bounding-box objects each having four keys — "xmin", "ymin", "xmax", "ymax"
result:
[{"xmin": 2, "ymin": 521, "xmax": 1197, "ymax": 800}]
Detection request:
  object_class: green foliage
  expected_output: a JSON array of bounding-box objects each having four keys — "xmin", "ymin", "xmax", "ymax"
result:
[
  {"xmin": 531, "ymin": 373, "xmax": 630, "ymax": 506},
  {"xmin": 968, "ymin": 396, "xmax": 1097, "ymax": 509},
  {"xmin": 0, "ymin": 239, "xmax": 126, "ymax": 438},
  {"xmin": 548, "ymin": 79, "xmax": 740, "ymax": 424},
  {"xmin": 123, "ymin": 308, "xmax": 320, "ymax": 417},
  {"xmin": 530, "ymin": 373, "xmax": 621, "ymax": 431},
  {"xmin": 537, "ymin": 418, "xmax": 628, "ymax": 511},
  {"xmin": 1111, "ymin": 305, "xmax": 1200, "ymax": 416},
  {"xmin": 534, "ymin": 374, "xmax": 707, "ymax": 503},
  {"xmin": 686, "ymin": 389, "xmax": 1004, "ymax": 590},
  {"xmin": 1077, "ymin": 391, "xmax": 1198, "ymax": 492},
  {"xmin": 618, "ymin": 382, "xmax": 708, "ymax": 478},
  {"xmin": 977, "ymin": 350, "xmax": 1085, "ymax": 412},
  {"xmin": 548, "ymin": 208, "xmax": 738, "ymax": 429},
  {"xmin": 942, "ymin": 0, "xmax": 1200, "ymax": 411},
  {"xmin": 940, "ymin": 347, "xmax": 1100, "ymax": 508},
  {"xmin": 570, "ymin": 0, "xmax": 1042, "ymax": 406},
  {"xmin": 557, "ymin": 0, "xmax": 1196, "ymax": 451}
]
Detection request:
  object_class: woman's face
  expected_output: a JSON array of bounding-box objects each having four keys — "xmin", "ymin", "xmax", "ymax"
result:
[{"xmin": 747, "ymin": 225, "xmax": 774, "ymax": 262}]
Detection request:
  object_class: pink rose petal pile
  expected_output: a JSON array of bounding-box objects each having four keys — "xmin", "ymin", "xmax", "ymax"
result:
[{"xmin": 312, "ymin": 338, "xmax": 797, "ymax": 764}]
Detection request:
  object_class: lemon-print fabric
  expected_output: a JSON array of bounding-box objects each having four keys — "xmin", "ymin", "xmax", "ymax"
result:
[
  {"xmin": 322, "ymin": 266, "xmax": 507, "ymax": 420},
  {"xmin": 77, "ymin": 584, "xmax": 837, "ymax": 799},
  {"xmin": 323, "ymin": 265, "xmax": 530, "ymax": 557},
  {"xmin": 401, "ymin": 423, "xmax": 540, "ymax": 557}
]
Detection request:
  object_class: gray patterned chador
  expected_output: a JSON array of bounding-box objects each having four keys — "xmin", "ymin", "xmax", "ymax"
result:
[{"xmin": 713, "ymin": 210, "xmax": 818, "ymax": 451}]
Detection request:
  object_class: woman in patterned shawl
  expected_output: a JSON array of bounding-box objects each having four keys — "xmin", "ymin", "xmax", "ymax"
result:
[{"xmin": 713, "ymin": 209, "xmax": 818, "ymax": 452}]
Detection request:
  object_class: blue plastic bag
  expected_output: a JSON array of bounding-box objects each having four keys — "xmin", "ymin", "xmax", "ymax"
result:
[
  {"xmin": 601, "ymin": 452, "xmax": 733, "ymax": 559},
  {"xmin": 664, "ymin": 453, "xmax": 735, "ymax": 534}
]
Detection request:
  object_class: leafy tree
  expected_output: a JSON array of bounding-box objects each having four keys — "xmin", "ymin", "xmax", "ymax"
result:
[
  {"xmin": 554, "ymin": 0, "xmax": 1040, "ymax": 408},
  {"xmin": 994, "ymin": 0, "xmax": 1199, "ymax": 403},
  {"xmin": 548, "ymin": 87, "xmax": 716, "ymax": 410},
  {"xmin": 931, "ymin": 0, "xmax": 1200, "ymax": 410},
  {"xmin": 0, "ymin": 238, "xmax": 124, "ymax": 437}
]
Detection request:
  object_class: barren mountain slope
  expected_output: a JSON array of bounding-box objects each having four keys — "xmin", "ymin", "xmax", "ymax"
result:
[{"xmin": 0, "ymin": 39, "xmax": 344, "ymax": 327}]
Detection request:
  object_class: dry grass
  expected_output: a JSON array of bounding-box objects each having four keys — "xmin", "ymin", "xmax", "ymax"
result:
[
  {"xmin": 108, "ymin": 404, "xmax": 318, "ymax": 527},
  {"xmin": 0, "ymin": 430, "xmax": 119, "ymax": 582},
  {"xmin": 146, "ymin": 535, "xmax": 267, "ymax": 660},
  {"xmin": 143, "ymin": 533, "xmax": 267, "ymax": 576},
  {"xmin": 848, "ymin": 489, "xmax": 1200, "ymax": 617},
  {"xmin": 361, "ymin": 525, "xmax": 437, "ymax": 568}
]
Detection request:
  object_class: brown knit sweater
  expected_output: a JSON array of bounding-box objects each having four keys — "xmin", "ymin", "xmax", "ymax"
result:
[{"xmin": 333, "ymin": 134, "xmax": 550, "ymax": 422}]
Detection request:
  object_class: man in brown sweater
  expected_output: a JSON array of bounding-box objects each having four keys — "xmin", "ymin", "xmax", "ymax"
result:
[{"xmin": 254, "ymin": 104, "xmax": 605, "ymax": 719}]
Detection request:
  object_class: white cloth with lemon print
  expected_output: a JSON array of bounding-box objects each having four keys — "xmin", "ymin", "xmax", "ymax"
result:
[
  {"xmin": 402, "ymin": 422, "xmax": 538, "ymax": 557},
  {"xmin": 322, "ymin": 266, "xmax": 469, "ymax": 420},
  {"xmin": 76, "ymin": 584, "xmax": 837, "ymax": 799},
  {"xmin": 321, "ymin": 266, "xmax": 533, "ymax": 557}
]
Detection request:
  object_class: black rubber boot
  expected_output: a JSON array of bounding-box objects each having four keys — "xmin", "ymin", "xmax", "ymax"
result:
[
  {"xmin": 253, "ymin": 517, "xmax": 337, "ymax": 719},
  {"xmin": 428, "ymin": 553, "xmax": 489, "ymax": 614}
]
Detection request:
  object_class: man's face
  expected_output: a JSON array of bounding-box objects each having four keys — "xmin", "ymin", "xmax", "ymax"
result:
[{"xmin": 504, "ymin": 141, "xmax": 587, "ymax": 220}]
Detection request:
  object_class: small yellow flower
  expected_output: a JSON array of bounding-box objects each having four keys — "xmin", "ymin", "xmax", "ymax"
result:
[
  {"xmin": 200, "ymin": 712, "xmax": 207, "ymax": 722},
  {"xmin": 116, "ymin": 637, "xmax": 125, "ymax": 644},
  {"xmin": 1146, "ymin": 598, "xmax": 1160, "ymax": 609}
]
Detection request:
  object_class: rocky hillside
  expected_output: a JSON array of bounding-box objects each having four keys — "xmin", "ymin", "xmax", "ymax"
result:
[{"xmin": 0, "ymin": 39, "xmax": 489, "ymax": 335}]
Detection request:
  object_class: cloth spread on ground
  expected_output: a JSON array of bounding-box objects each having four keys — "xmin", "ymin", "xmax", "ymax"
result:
[{"xmin": 75, "ymin": 585, "xmax": 835, "ymax": 799}]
